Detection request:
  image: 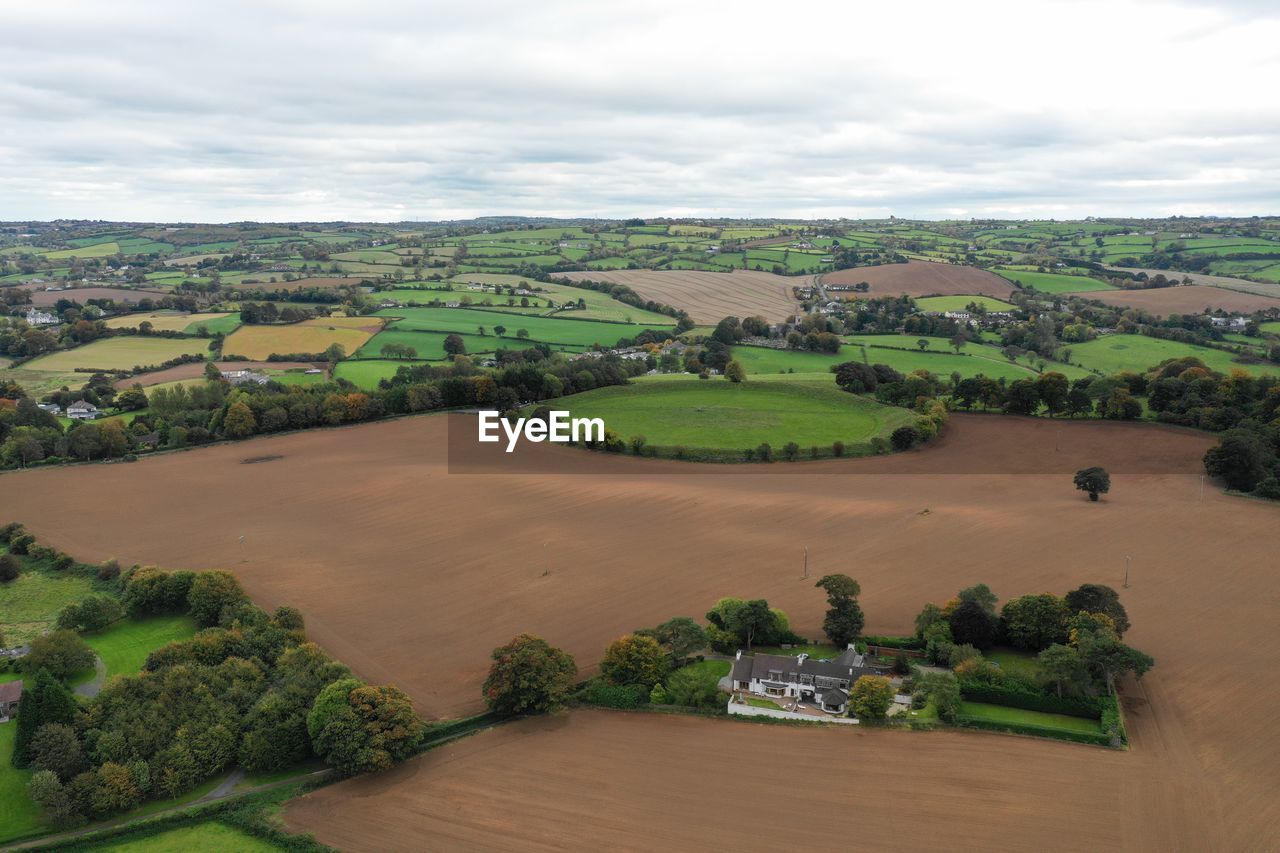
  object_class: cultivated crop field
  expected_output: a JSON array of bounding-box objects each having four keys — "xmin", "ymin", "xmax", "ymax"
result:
[
  {"xmin": 995, "ymin": 269, "xmax": 1116, "ymax": 294},
  {"xmin": 372, "ymin": 306, "xmax": 673, "ymax": 348},
  {"xmin": 223, "ymin": 318, "xmax": 383, "ymax": 360},
  {"xmin": 2, "ymin": 413, "xmax": 1277, "ymax": 847},
  {"xmin": 555, "ymin": 379, "xmax": 914, "ymax": 450},
  {"xmin": 824, "ymin": 261, "xmax": 1016, "ymax": 299},
  {"xmin": 1070, "ymin": 284, "xmax": 1280, "ymax": 316},
  {"xmin": 102, "ymin": 311, "xmax": 238, "ymax": 334},
  {"xmin": 19, "ymin": 337, "xmax": 210, "ymax": 372},
  {"xmin": 555, "ymin": 269, "xmax": 805, "ymax": 324},
  {"xmin": 25, "ymin": 287, "xmax": 170, "ymax": 306}
]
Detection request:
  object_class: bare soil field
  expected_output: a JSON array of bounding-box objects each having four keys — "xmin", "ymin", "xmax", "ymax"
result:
[
  {"xmin": 1068, "ymin": 284, "xmax": 1280, "ymax": 316},
  {"xmin": 284, "ymin": 710, "xmax": 1138, "ymax": 852},
  {"xmin": 823, "ymin": 260, "xmax": 1017, "ymax": 299},
  {"xmin": 3, "ymin": 414, "xmax": 1278, "ymax": 849},
  {"xmin": 21, "ymin": 286, "xmax": 170, "ymax": 306},
  {"xmin": 555, "ymin": 269, "xmax": 804, "ymax": 323},
  {"xmin": 111, "ymin": 360, "xmax": 323, "ymax": 389}
]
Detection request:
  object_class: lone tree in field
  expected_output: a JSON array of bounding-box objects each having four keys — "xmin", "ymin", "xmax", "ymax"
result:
[
  {"xmin": 724, "ymin": 360, "xmax": 746, "ymax": 383},
  {"xmin": 1074, "ymin": 466, "xmax": 1111, "ymax": 501},
  {"xmin": 443, "ymin": 333, "xmax": 467, "ymax": 358},
  {"xmin": 482, "ymin": 634, "xmax": 577, "ymax": 716},
  {"xmin": 816, "ymin": 574, "xmax": 864, "ymax": 648}
]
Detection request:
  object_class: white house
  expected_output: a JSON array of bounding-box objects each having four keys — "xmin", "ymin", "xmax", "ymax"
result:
[
  {"xmin": 36, "ymin": 402, "xmax": 62, "ymax": 415},
  {"xmin": 729, "ymin": 646, "xmax": 878, "ymax": 715},
  {"xmin": 25, "ymin": 308, "xmax": 59, "ymax": 326}
]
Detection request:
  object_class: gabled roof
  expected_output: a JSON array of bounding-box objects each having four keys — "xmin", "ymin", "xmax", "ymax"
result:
[{"xmin": 0, "ymin": 681, "xmax": 22, "ymax": 703}]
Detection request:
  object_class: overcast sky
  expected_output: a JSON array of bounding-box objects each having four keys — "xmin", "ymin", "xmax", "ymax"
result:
[{"xmin": 1, "ymin": 0, "xmax": 1278, "ymax": 222}]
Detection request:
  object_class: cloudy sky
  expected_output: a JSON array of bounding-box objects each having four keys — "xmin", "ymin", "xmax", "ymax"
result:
[{"xmin": 1, "ymin": 0, "xmax": 1277, "ymax": 222}]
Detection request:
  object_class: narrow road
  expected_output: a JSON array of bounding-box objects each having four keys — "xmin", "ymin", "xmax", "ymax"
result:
[{"xmin": 73, "ymin": 655, "xmax": 106, "ymax": 699}]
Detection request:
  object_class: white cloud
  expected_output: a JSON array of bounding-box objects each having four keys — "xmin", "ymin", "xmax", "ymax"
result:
[{"xmin": 0, "ymin": 0, "xmax": 1276, "ymax": 221}]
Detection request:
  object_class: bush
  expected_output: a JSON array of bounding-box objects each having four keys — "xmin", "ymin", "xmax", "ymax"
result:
[
  {"xmin": 863, "ymin": 635, "xmax": 925, "ymax": 650},
  {"xmin": 0, "ymin": 553, "xmax": 19, "ymax": 582},
  {"xmin": 0, "ymin": 522, "xmax": 24, "ymax": 544},
  {"xmin": 831, "ymin": 441, "xmax": 844, "ymax": 457},
  {"xmin": 10, "ymin": 533, "xmax": 35, "ymax": 554},
  {"xmin": 890, "ymin": 426, "xmax": 921, "ymax": 451},
  {"xmin": 959, "ymin": 683, "xmax": 1101, "ymax": 719},
  {"xmin": 97, "ymin": 560, "xmax": 121, "ymax": 582},
  {"xmin": 579, "ymin": 679, "xmax": 648, "ymax": 709},
  {"xmin": 1099, "ymin": 694, "xmax": 1127, "ymax": 745}
]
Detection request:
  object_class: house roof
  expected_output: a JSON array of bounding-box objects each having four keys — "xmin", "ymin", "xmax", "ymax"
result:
[
  {"xmin": 735, "ymin": 648, "xmax": 875, "ymax": 686},
  {"xmin": 0, "ymin": 681, "xmax": 22, "ymax": 703},
  {"xmin": 821, "ymin": 687, "xmax": 848, "ymax": 704}
]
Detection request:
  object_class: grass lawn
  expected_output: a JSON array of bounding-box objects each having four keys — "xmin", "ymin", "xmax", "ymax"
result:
[
  {"xmin": 751, "ymin": 644, "xmax": 840, "ymax": 659},
  {"xmin": 986, "ymin": 648, "xmax": 1040, "ymax": 680},
  {"xmin": 556, "ymin": 379, "xmax": 915, "ymax": 451},
  {"xmin": 79, "ymin": 615, "xmax": 199, "ymax": 683},
  {"xmin": 677, "ymin": 659, "xmax": 730, "ymax": 680},
  {"xmin": 0, "ymin": 723, "xmax": 42, "ymax": 844},
  {"xmin": 995, "ymin": 269, "xmax": 1116, "ymax": 294},
  {"xmin": 842, "ymin": 335, "xmax": 1077, "ymax": 381},
  {"xmin": 333, "ymin": 358, "xmax": 419, "ymax": 389},
  {"xmin": 93, "ymin": 822, "xmax": 279, "ymax": 851},
  {"xmin": 354, "ymin": 329, "xmax": 525, "ymax": 360},
  {"xmin": 183, "ymin": 313, "xmax": 242, "ymax": 336},
  {"xmin": 744, "ymin": 697, "xmax": 784, "ymax": 710},
  {"xmin": 1067, "ymin": 334, "xmax": 1277, "ymax": 377},
  {"xmin": 21, "ymin": 338, "xmax": 211, "ymax": 372},
  {"xmin": 914, "ymin": 295, "xmax": 1017, "ymax": 312},
  {"xmin": 0, "ymin": 564, "xmax": 98, "ymax": 645},
  {"xmin": 958, "ymin": 701, "xmax": 1101, "ymax": 734}
]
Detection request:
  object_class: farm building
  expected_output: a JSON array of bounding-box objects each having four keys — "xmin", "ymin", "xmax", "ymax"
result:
[
  {"xmin": 25, "ymin": 307, "xmax": 59, "ymax": 326},
  {"xmin": 0, "ymin": 681, "xmax": 22, "ymax": 723},
  {"xmin": 729, "ymin": 646, "xmax": 877, "ymax": 715},
  {"xmin": 221, "ymin": 369, "xmax": 269, "ymax": 385},
  {"xmin": 65, "ymin": 400, "xmax": 101, "ymax": 420}
]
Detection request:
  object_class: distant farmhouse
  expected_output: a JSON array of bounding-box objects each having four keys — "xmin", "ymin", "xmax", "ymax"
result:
[
  {"xmin": 0, "ymin": 681, "xmax": 22, "ymax": 723},
  {"xmin": 65, "ymin": 400, "xmax": 102, "ymax": 421},
  {"xmin": 221, "ymin": 369, "xmax": 270, "ymax": 386},
  {"xmin": 25, "ymin": 307, "xmax": 59, "ymax": 326}
]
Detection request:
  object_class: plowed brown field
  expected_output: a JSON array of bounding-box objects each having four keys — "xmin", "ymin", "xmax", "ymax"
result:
[
  {"xmin": 555, "ymin": 269, "xmax": 805, "ymax": 323},
  {"xmin": 1067, "ymin": 284, "xmax": 1280, "ymax": 316},
  {"xmin": 3, "ymin": 413, "xmax": 1278, "ymax": 850},
  {"xmin": 824, "ymin": 260, "xmax": 1017, "ymax": 299}
]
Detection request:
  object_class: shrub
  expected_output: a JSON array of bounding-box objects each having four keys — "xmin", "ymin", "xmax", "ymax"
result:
[
  {"xmin": 782, "ymin": 442, "xmax": 800, "ymax": 461},
  {"xmin": 890, "ymin": 426, "xmax": 920, "ymax": 451},
  {"xmin": 832, "ymin": 440, "xmax": 844, "ymax": 457},
  {"xmin": 97, "ymin": 560, "xmax": 121, "ymax": 582},
  {"xmin": 579, "ymin": 679, "xmax": 648, "ymax": 709},
  {"xmin": 664, "ymin": 666, "xmax": 722, "ymax": 709},
  {"xmin": 0, "ymin": 553, "xmax": 19, "ymax": 582},
  {"xmin": 755, "ymin": 442, "xmax": 772, "ymax": 462},
  {"xmin": 10, "ymin": 533, "xmax": 35, "ymax": 554},
  {"xmin": 0, "ymin": 522, "xmax": 24, "ymax": 544},
  {"xmin": 959, "ymin": 683, "xmax": 1101, "ymax": 718},
  {"xmin": 953, "ymin": 714, "xmax": 1111, "ymax": 746}
]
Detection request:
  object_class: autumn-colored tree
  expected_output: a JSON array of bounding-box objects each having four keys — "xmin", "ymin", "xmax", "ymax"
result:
[
  {"xmin": 601, "ymin": 634, "xmax": 669, "ymax": 688},
  {"xmin": 223, "ymin": 401, "xmax": 257, "ymax": 438},
  {"xmin": 186, "ymin": 570, "xmax": 248, "ymax": 627},
  {"xmin": 307, "ymin": 677, "xmax": 423, "ymax": 776},
  {"xmin": 724, "ymin": 360, "xmax": 746, "ymax": 382},
  {"xmin": 482, "ymin": 634, "xmax": 577, "ymax": 716},
  {"xmin": 850, "ymin": 675, "xmax": 895, "ymax": 720}
]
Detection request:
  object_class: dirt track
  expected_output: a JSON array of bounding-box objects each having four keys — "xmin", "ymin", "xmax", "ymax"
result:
[
  {"xmin": 3, "ymin": 414, "xmax": 1278, "ymax": 849},
  {"xmin": 823, "ymin": 260, "xmax": 1017, "ymax": 299},
  {"xmin": 555, "ymin": 269, "xmax": 805, "ymax": 323},
  {"xmin": 1068, "ymin": 284, "xmax": 1280, "ymax": 316}
]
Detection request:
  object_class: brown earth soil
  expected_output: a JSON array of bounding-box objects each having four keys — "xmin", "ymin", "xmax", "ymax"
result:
[
  {"xmin": 1067, "ymin": 284, "xmax": 1280, "ymax": 316},
  {"xmin": 21, "ymin": 286, "xmax": 171, "ymax": 306},
  {"xmin": 1103, "ymin": 265, "xmax": 1280, "ymax": 297},
  {"xmin": 283, "ymin": 709, "xmax": 1144, "ymax": 852},
  {"xmin": 554, "ymin": 269, "xmax": 805, "ymax": 324},
  {"xmin": 2, "ymin": 414, "xmax": 1277, "ymax": 849},
  {"xmin": 112, "ymin": 361, "xmax": 324, "ymax": 389},
  {"xmin": 823, "ymin": 260, "xmax": 1017, "ymax": 299}
]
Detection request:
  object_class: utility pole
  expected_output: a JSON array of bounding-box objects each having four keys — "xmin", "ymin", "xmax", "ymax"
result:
[
  {"xmin": 1123, "ymin": 555, "xmax": 1131, "ymax": 589},
  {"xmin": 802, "ymin": 547, "xmax": 808, "ymax": 580}
]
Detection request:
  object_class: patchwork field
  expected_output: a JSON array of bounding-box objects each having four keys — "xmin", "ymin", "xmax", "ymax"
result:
[
  {"xmin": 20, "ymin": 337, "xmax": 210, "ymax": 372},
  {"xmin": 223, "ymin": 318, "xmax": 383, "ymax": 360},
  {"xmin": 556, "ymin": 379, "xmax": 914, "ymax": 450},
  {"xmin": 824, "ymin": 261, "xmax": 1016, "ymax": 299},
  {"xmin": 24, "ymin": 286, "xmax": 169, "ymax": 306},
  {"xmin": 2, "ymin": 413, "xmax": 1278, "ymax": 850},
  {"xmin": 103, "ymin": 311, "xmax": 239, "ymax": 334},
  {"xmin": 226, "ymin": 276, "xmax": 359, "ymax": 291},
  {"xmin": 555, "ymin": 269, "xmax": 804, "ymax": 324},
  {"xmin": 373, "ymin": 306, "xmax": 673, "ymax": 348},
  {"xmin": 1068, "ymin": 284, "xmax": 1280, "ymax": 316},
  {"xmin": 995, "ymin": 269, "xmax": 1116, "ymax": 294}
]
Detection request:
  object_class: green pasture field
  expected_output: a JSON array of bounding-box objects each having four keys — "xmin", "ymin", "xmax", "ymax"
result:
[
  {"xmin": 843, "ymin": 335, "xmax": 1077, "ymax": 379},
  {"xmin": 1260, "ymin": 321, "xmax": 1280, "ymax": 335},
  {"xmin": 1067, "ymin": 334, "xmax": 1277, "ymax": 377},
  {"xmin": 355, "ymin": 329, "xmax": 541, "ymax": 360},
  {"xmin": 333, "ymin": 359, "xmax": 421, "ymax": 389},
  {"xmin": 373, "ymin": 306, "xmax": 674, "ymax": 348},
  {"xmin": 0, "ymin": 552, "xmax": 100, "ymax": 645},
  {"xmin": 957, "ymin": 701, "xmax": 1101, "ymax": 735},
  {"xmin": 556, "ymin": 379, "xmax": 915, "ymax": 450},
  {"xmin": 22, "ymin": 338, "xmax": 210, "ymax": 372},
  {"xmin": 93, "ymin": 822, "xmax": 279, "ymax": 852},
  {"xmin": 43, "ymin": 242, "xmax": 121, "ymax": 260},
  {"xmin": 995, "ymin": 269, "xmax": 1115, "ymax": 294},
  {"xmin": 0, "ymin": 365, "xmax": 91, "ymax": 399},
  {"xmin": 913, "ymin": 295, "xmax": 1017, "ymax": 312},
  {"xmin": 183, "ymin": 314, "xmax": 242, "ymax": 335},
  {"xmin": 449, "ymin": 276, "xmax": 673, "ymax": 323}
]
